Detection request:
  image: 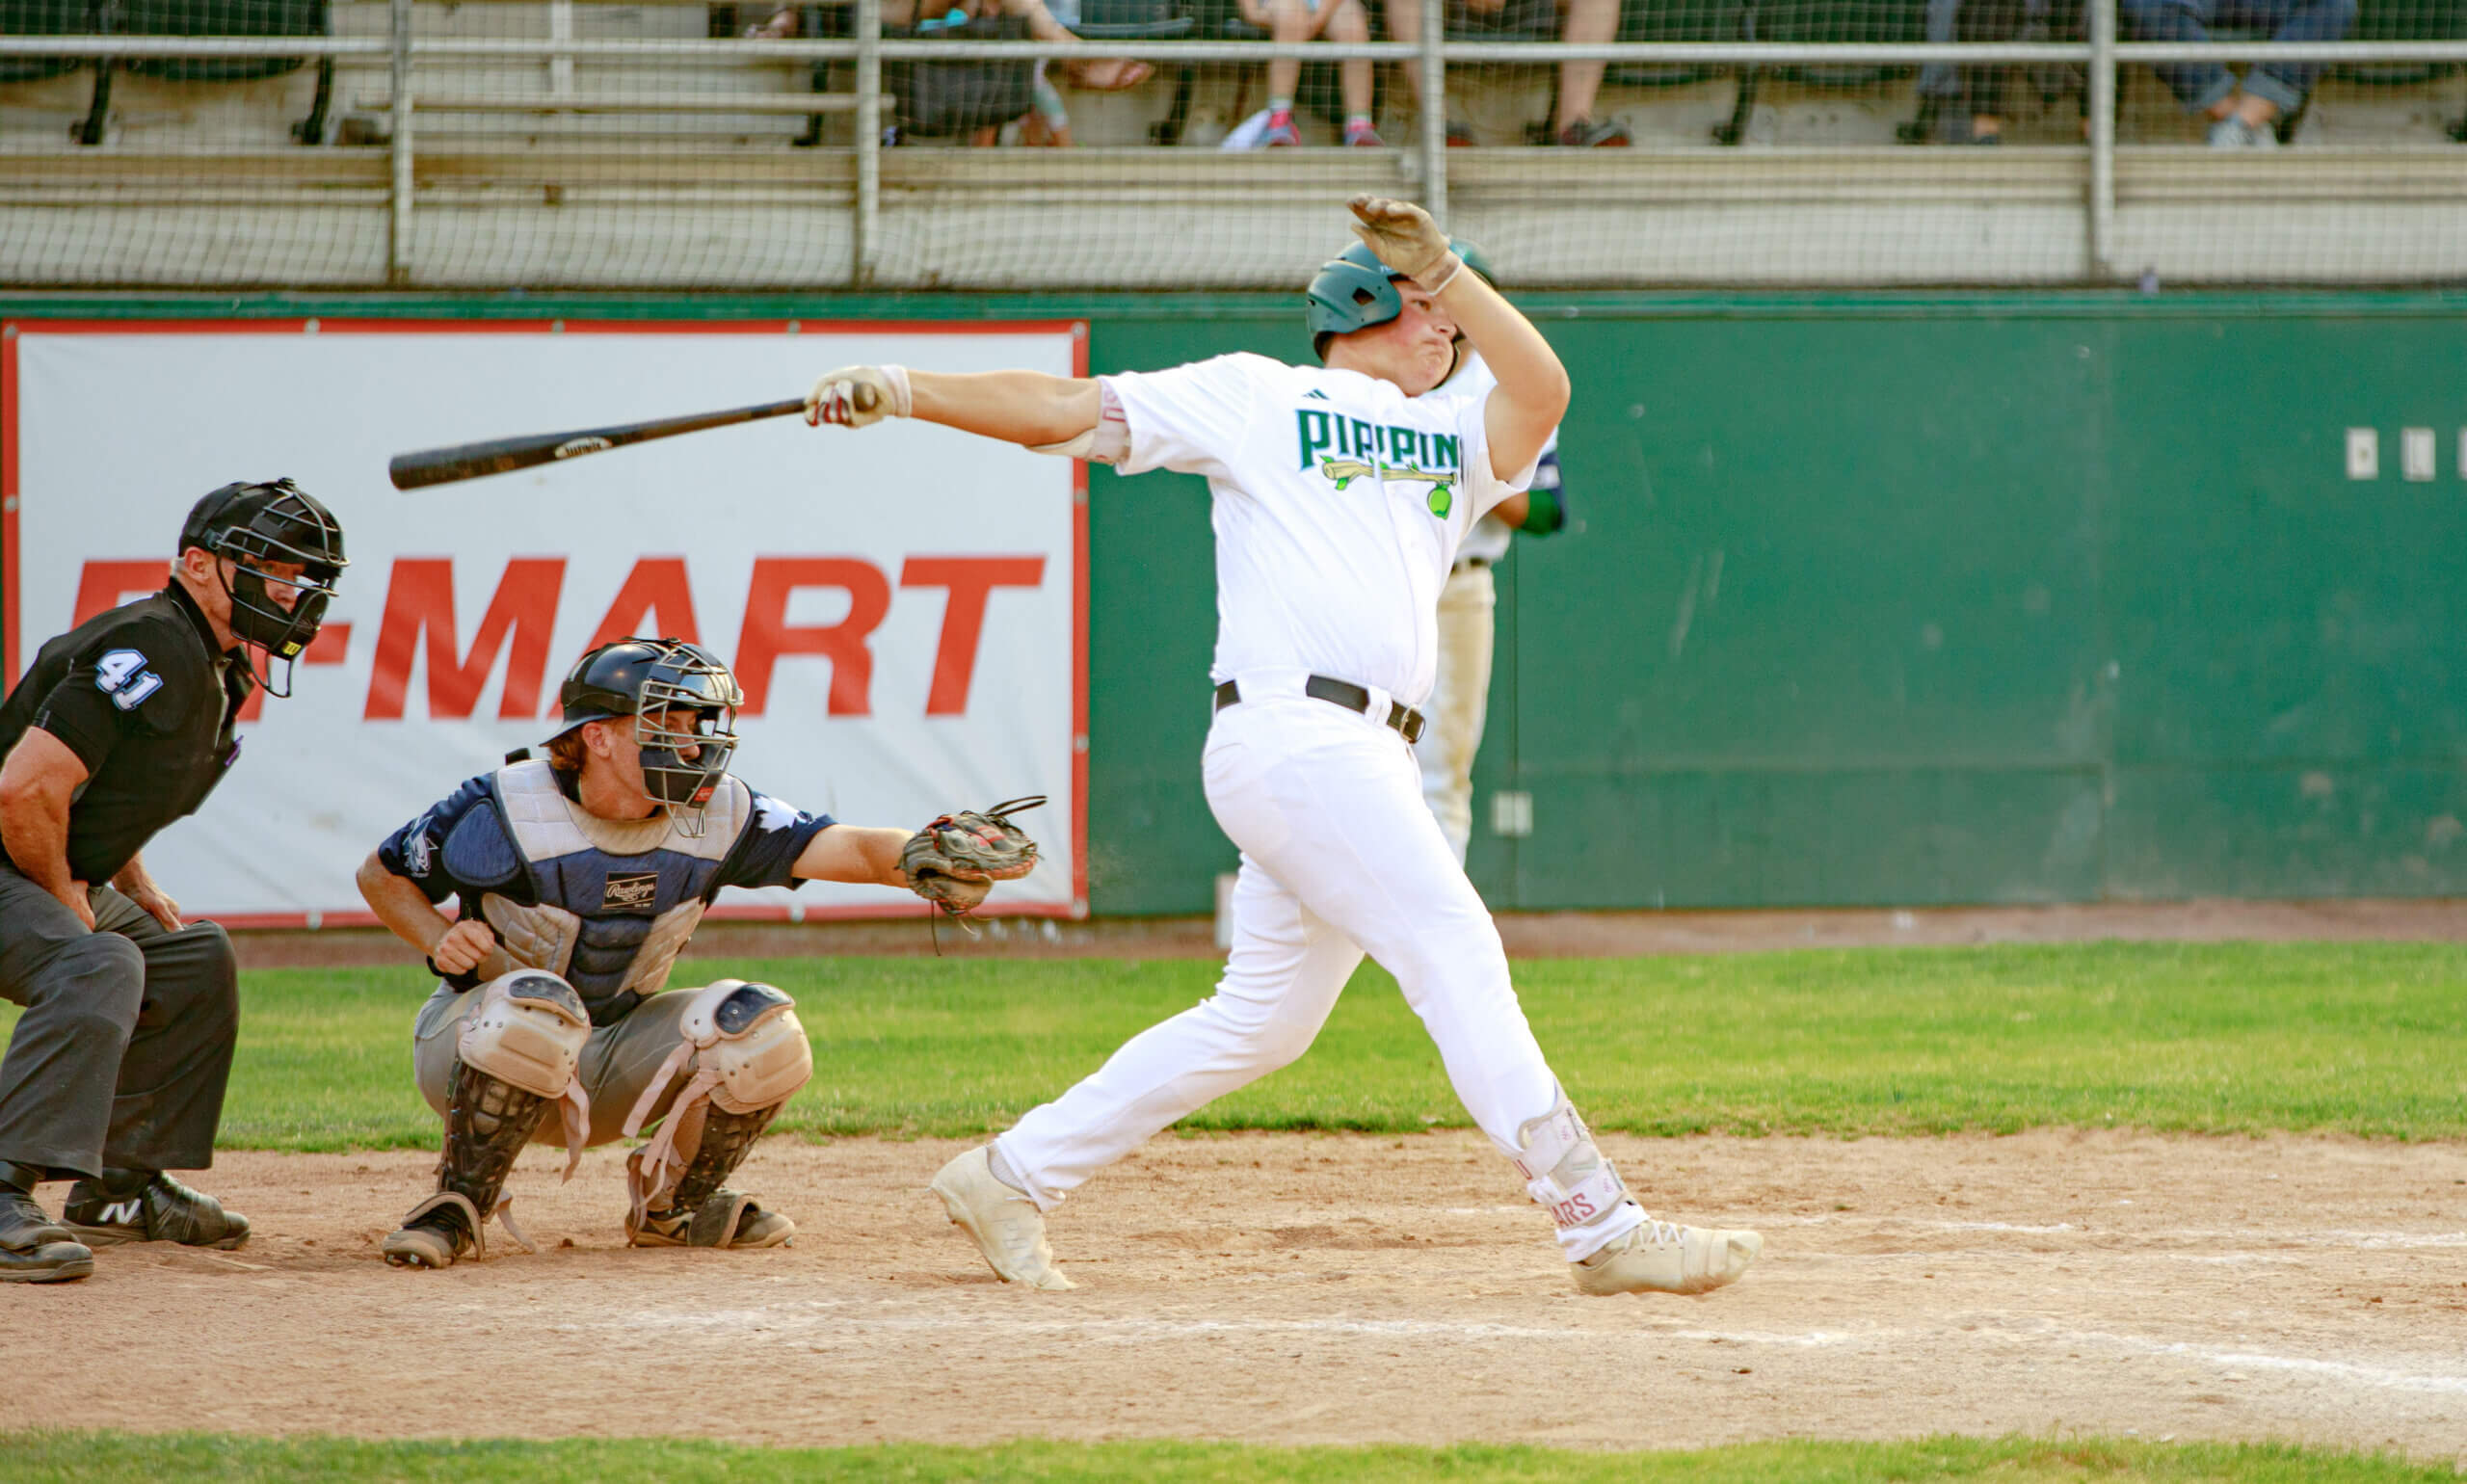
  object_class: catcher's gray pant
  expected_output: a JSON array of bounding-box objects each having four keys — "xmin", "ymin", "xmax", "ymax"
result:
[
  {"xmin": 997, "ymin": 685, "xmax": 1646, "ymax": 1262},
  {"xmin": 0, "ymin": 861, "xmax": 240, "ymax": 1180},
  {"xmin": 412, "ymin": 982, "xmax": 708, "ymax": 1148}
]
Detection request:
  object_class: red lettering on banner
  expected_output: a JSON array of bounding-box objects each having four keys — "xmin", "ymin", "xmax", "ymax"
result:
[
  {"xmin": 70, "ymin": 562, "xmax": 168, "ymax": 626},
  {"xmin": 365, "ymin": 558, "xmax": 567, "ymax": 721},
  {"xmin": 559, "ymin": 556, "xmax": 704, "ymax": 718},
  {"xmin": 900, "ymin": 557, "xmax": 1046, "ymax": 716},
  {"xmin": 584, "ymin": 557, "xmax": 702, "ymax": 650},
  {"xmin": 733, "ymin": 558, "xmax": 890, "ymax": 717}
]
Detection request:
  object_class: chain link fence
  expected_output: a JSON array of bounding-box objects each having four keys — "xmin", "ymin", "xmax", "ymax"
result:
[{"xmin": 0, "ymin": 0, "xmax": 2460, "ymax": 286}]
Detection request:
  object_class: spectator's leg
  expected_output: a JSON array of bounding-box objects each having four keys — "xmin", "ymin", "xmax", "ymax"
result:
[
  {"xmin": 1384, "ymin": 0, "xmax": 1428, "ymax": 113},
  {"xmin": 1331, "ymin": 0, "xmax": 1380, "ymax": 141},
  {"xmin": 1266, "ymin": 0, "xmax": 1313, "ymax": 141},
  {"xmin": 1386, "ymin": 0, "xmax": 1473, "ymax": 142},
  {"xmin": 2115, "ymin": 0, "xmax": 2237, "ymax": 115},
  {"xmin": 1552, "ymin": 0, "xmax": 1618, "ymax": 138},
  {"xmin": 1956, "ymin": 0, "xmax": 2029, "ymax": 141},
  {"xmin": 2227, "ymin": 0, "xmax": 2353, "ymax": 127},
  {"xmin": 1026, "ymin": 60, "xmax": 1074, "ymax": 145}
]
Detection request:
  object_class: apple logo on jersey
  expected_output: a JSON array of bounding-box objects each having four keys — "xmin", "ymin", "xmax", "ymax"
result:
[{"xmin": 553, "ymin": 436, "xmax": 615, "ymax": 460}]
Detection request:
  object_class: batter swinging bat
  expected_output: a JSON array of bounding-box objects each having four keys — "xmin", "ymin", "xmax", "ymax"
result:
[{"xmin": 387, "ymin": 384, "xmax": 877, "ymax": 490}]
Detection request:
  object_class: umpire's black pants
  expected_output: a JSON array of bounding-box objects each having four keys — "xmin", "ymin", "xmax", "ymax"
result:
[{"xmin": 0, "ymin": 860, "xmax": 239, "ymax": 1180}]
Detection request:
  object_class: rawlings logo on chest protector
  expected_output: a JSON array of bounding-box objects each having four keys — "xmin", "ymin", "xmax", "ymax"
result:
[{"xmin": 602, "ymin": 871, "xmax": 658, "ymax": 911}]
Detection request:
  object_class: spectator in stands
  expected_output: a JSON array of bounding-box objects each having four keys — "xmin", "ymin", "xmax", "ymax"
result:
[
  {"xmin": 1240, "ymin": 0, "xmax": 1382, "ymax": 146},
  {"xmin": 2117, "ymin": 0, "xmax": 2356, "ymax": 146},
  {"xmin": 1384, "ymin": 0, "xmax": 1628, "ymax": 147},
  {"xmin": 1952, "ymin": 0, "xmax": 2029, "ymax": 144},
  {"xmin": 744, "ymin": 0, "xmax": 1150, "ymax": 145}
]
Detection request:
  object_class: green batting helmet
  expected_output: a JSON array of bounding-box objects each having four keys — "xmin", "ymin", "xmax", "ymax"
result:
[
  {"xmin": 1305, "ymin": 239, "xmax": 1496, "ymax": 361},
  {"xmin": 1305, "ymin": 242, "xmax": 1406, "ymax": 359}
]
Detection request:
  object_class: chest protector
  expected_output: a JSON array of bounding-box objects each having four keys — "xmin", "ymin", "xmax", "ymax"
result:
[{"xmin": 444, "ymin": 760, "xmax": 754, "ymax": 1024}]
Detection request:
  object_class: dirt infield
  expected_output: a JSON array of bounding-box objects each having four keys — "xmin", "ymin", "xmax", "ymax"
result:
[{"xmin": 12, "ymin": 1130, "xmax": 2465, "ymax": 1462}]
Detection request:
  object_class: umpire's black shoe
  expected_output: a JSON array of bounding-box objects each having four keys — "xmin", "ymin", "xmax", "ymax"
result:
[
  {"xmin": 64, "ymin": 1170, "xmax": 252, "ymax": 1250},
  {"xmin": 0, "ymin": 1162, "xmax": 93, "ymax": 1283}
]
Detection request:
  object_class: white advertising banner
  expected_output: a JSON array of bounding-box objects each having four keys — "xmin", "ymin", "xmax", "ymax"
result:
[{"xmin": 4, "ymin": 320, "xmax": 1086, "ymax": 924}]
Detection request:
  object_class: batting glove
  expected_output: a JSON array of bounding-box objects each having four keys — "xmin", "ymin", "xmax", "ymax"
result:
[{"xmin": 805, "ymin": 364, "xmax": 913, "ymax": 428}]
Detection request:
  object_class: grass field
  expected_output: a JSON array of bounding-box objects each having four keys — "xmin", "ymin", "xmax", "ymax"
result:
[
  {"xmin": 5, "ymin": 1431, "xmax": 2460, "ymax": 1483},
  {"xmin": 13, "ymin": 940, "xmax": 2451, "ymax": 1152},
  {"xmin": 9, "ymin": 939, "xmax": 2462, "ymax": 1481}
]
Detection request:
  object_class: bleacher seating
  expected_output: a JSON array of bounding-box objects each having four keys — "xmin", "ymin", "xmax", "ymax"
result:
[{"xmin": 0, "ymin": 0, "xmax": 85, "ymax": 84}]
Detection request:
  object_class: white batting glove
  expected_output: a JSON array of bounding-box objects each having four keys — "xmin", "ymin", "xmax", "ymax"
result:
[
  {"xmin": 805, "ymin": 364, "xmax": 913, "ymax": 429},
  {"xmin": 1347, "ymin": 194, "xmax": 1462, "ymax": 295}
]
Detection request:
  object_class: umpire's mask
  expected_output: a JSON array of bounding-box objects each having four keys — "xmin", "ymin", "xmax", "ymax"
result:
[
  {"xmin": 554, "ymin": 638, "xmax": 744, "ymax": 835},
  {"xmin": 180, "ymin": 479, "xmax": 349, "ymax": 699}
]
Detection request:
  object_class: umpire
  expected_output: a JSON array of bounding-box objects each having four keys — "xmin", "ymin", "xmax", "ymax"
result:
[{"xmin": 0, "ymin": 480, "xmax": 346, "ymax": 1283}]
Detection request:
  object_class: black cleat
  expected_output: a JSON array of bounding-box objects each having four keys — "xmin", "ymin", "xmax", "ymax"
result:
[
  {"xmin": 382, "ymin": 1192, "xmax": 481, "ymax": 1269},
  {"xmin": 0, "ymin": 1185, "xmax": 93, "ymax": 1284},
  {"xmin": 64, "ymin": 1170, "xmax": 251, "ymax": 1250}
]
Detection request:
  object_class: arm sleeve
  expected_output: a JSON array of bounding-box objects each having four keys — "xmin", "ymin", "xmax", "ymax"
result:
[
  {"xmin": 374, "ymin": 776, "xmax": 495, "ymax": 906},
  {"xmin": 1458, "ymin": 389, "xmax": 1538, "ymax": 522},
  {"xmin": 1103, "ymin": 354, "xmax": 1263, "ymax": 481},
  {"xmin": 717, "ymin": 789, "xmax": 838, "ymax": 891},
  {"xmin": 1520, "ymin": 432, "xmax": 1569, "ymax": 536}
]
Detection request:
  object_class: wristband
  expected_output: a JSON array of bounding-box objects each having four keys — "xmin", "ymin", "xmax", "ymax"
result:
[
  {"xmin": 879, "ymin": 363, "xmax": 915, "ymax": 418},
  {"xmin": 1519, "ymin": 488, "xmax": 1565, "ymax": 536},
  {"xmin": 1415, "ymin": 252, "xmax": 1465, "ymax": 297}
]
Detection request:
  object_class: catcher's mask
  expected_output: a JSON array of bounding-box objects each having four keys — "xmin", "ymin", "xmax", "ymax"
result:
[
  {"xmin": 1306, "ymin": 239, "xmax": 1493, "ymax": 379},
  {"xmin": 552, "ymin": 637, "xmax": 743, "ymax": 835},
  {"xmin": 178, "ymin": 479, "xmax": 349, "ymax": 699}
]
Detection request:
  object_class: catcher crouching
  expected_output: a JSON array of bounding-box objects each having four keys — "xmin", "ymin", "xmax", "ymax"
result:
[{"xmin": 354, "ymin": 636, "xmax": 1039, "ymax": 1267}]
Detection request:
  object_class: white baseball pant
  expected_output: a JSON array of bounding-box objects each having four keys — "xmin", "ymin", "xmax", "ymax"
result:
[{"xmin": 997, "ymin": 673, "xmax": 1640, "ymax": 1261}]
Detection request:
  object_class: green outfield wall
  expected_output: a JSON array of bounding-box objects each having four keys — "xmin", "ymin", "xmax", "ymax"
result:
[{"xmin": 8, "ymin": 292, "xmax": 2464, "ymax": 916}]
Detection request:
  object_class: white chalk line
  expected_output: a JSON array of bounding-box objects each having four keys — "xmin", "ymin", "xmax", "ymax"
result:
[
  {"xmin": 586, "ymin": 1303, "xmax": 2467, "ymax": 1396},
  {"xmin": 1443, "ymin": 1211, "xmax": 2467, "ymax": 1250}
]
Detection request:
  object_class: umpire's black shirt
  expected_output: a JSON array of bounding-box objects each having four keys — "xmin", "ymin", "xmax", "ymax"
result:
[{"xmin": 0, "ymin": 581, "xmax": 252, "ymax": 885}]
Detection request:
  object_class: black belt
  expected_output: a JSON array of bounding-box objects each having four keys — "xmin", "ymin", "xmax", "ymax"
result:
[{"xmin": 1213, "ymin": 675, "xmax": 1426, "ymax": 744}]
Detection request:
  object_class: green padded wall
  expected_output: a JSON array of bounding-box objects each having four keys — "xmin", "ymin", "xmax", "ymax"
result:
[
  {"xmin": 1088, "ymin": 297, "xmax": 2467, "ymax": 914},
  {"xmin": 9, "ymin": 291, "xmax": 2462, "ymax": 914}
]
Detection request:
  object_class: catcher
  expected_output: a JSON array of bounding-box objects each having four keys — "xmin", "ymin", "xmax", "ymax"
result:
[{"xmin": 354, "ymin": 636, "xmax": 1038, "ymax": 1267}]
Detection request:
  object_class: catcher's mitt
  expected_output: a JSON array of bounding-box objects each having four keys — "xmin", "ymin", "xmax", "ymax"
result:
[{"xmin": 901, "ymin": 795, "xmax": 1045, "ymax": 918}]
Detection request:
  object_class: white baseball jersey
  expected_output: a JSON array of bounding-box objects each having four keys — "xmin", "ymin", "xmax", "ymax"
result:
[
  {"xmin": 1105, "ymin": 353, "xmax": 1534, "ymax": 708},
  {"xmin": 1446, "ymin": 353, "xmax": 1556, "ymax": 567}
]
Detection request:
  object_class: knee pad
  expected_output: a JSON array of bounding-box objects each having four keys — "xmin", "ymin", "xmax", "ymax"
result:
[
  {"xmin": 1514, "ymin": 1090, "xmax": 1631, "ymax": 1236},
  {"xmin": 458, "ymin": 970, "xmax": 590, "ymax": 1100},
  {"xmin": 457, "ymin": 970, "xmax": 594, "ymax": 1179},
  {"xmin": 677, "ymin": 979, "xmax": 814, "ymax": 1116},
  {"xmin": 623, "ymin": 980, "xmax": 812, "ymax": 1227}
]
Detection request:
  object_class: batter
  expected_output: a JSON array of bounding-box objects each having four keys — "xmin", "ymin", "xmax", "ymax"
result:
[{"xmin": 804, "ymin": 196, "xmax": 1761, "ymax": 1299}]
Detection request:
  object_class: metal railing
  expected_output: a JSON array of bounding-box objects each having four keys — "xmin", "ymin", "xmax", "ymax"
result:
[{"xmin": 3, "ymin": 5, "xmax": 2464, "ymax": 288}]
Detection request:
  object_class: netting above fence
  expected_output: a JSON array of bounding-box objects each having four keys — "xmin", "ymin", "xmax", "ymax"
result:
[{"xmin": 0, "ymin": 0, "xmax": 2462, "ymax": 288}]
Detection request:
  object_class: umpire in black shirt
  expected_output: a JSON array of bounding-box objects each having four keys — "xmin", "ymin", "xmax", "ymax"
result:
[{"xmin": 0, "ymin": 480, "xmax": 345, "ymax": 1283}]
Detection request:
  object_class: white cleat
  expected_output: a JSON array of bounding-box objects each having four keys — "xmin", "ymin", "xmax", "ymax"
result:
[
  {"xmin": 1574, "ymin": 1217, "xmax": 1762, "ymax": 1297},
  {"xmin": 930, "ymin": 1146, "xmax": 1077, "ymax": 1291}
]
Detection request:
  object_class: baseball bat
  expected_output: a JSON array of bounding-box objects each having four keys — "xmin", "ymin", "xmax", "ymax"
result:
[{"xmin": 387, "ymin": 384, "xmax": 878, "ymax": 490}]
